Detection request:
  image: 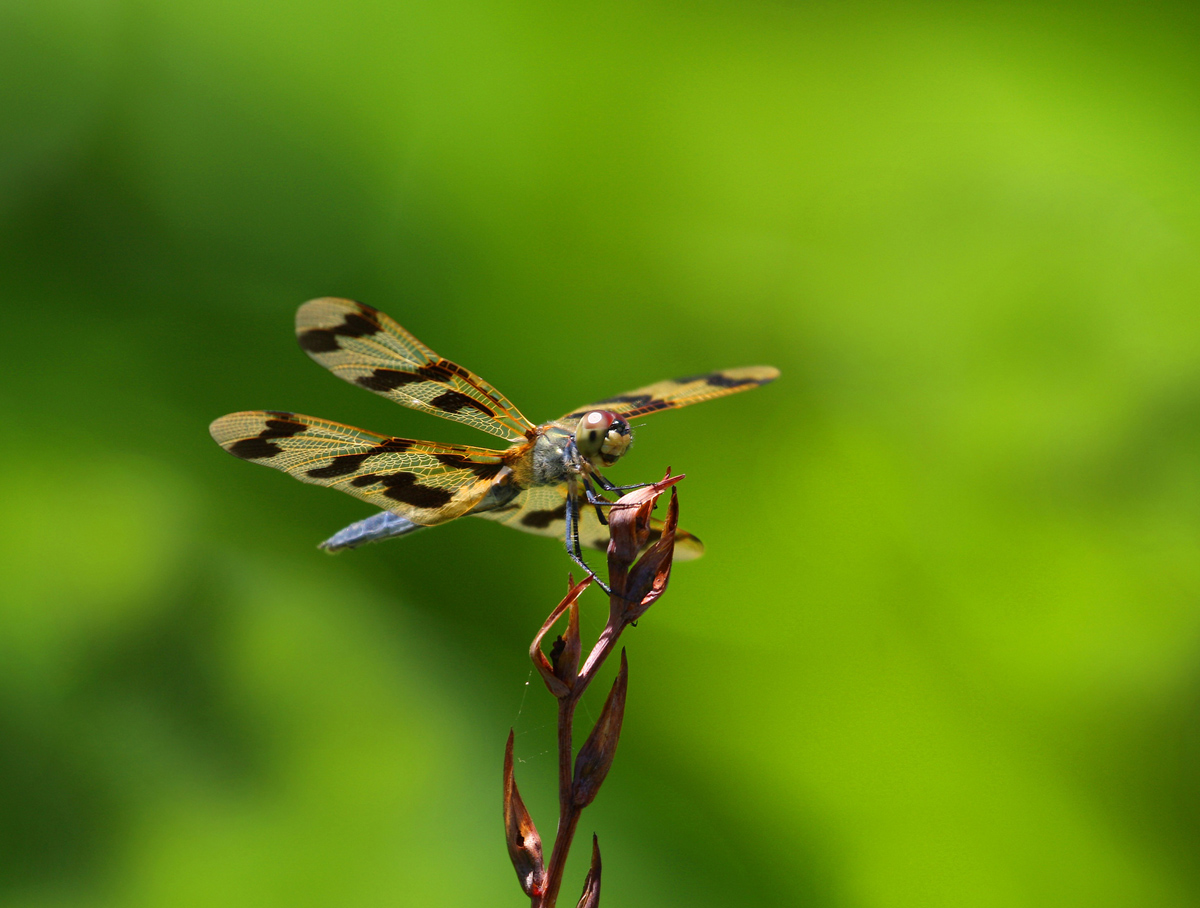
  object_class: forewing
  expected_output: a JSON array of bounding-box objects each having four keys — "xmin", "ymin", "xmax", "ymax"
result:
[
  {"xmin": 296, "ymin": 297, "xmax": 536, "ymax": 440},
  {"xmin": 210, "ymin": 411, "xmax": 508, "ymax": 526},
  {"xmin": 557, "ymin": 366, "xmax": 780, "ymax": 425},
  {"xmin": 472, "ymin": 486, "xmax": 703, "ymax": 560}
]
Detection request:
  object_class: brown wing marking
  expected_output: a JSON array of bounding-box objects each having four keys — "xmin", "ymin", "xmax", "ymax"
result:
[
  {"xmin": 210, "ymin": 410, "xmax": 510, "ymax": 526},
  {"xmin": 295, "ymin": 297, "xmax": 536, "ymax": 440},
  {"xmin": 557, "ymin": 366, "xmax": 780, "ymax": 425},
  {"xmin": 471, "ymin": 485, "xmax": 704, "ymax": 560}
]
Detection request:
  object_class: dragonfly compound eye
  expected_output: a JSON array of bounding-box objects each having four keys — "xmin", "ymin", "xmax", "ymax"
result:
[{"xmin": 575, "ymin": 410, "xmax": 631, "ymax": 466}]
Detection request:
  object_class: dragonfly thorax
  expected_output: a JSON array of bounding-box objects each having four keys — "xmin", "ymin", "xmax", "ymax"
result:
[{"xmin": 529, "ymin": 426, "xmax": 579, "ymax": 485}]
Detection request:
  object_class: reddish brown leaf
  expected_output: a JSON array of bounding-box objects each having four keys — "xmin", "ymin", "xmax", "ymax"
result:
[
  {"xmin": 572, "ymin": 649, "xmax": 629, "ymax": 808},
  {"xmin": 531, "ymin": 575, "xmax": 592, "ymax": 698},
  {"xmin": 606, "ymin": 477, "xmax": 668, "ymax": 565},
  {"xmin": 624, "ymin": 486, "xmax": 679, "ymax": 621},
  {"xmin": 606, "ymin": 471, "xmax": 683, "ymax": 601},
  {"xmin": 576, "ymin": 834, "xmax": 602, "ymax": 908},
  {"xmin": 553, "ymin": 594, "xmax": 582, "ymax": 683},
  {"xmin": 503, "ymin": 730, "xmax": 546, "ymax": 898}
]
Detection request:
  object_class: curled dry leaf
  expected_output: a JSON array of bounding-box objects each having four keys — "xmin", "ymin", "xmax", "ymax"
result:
[
  {"xmin": 531, "ymin": 575, "xmax": 592, "ymax": 698},
  {"xmin": 606, "ymin": 472, "xmax": 681, "ymax": 564},
  {"xmin": 606, "ymin": 472, "xmax": 683, "ymax": 601},
  {"xmin": 572, "ymin": 648, "xmax": 629, "ymax": 809},
  {"xmin": 503, "ymin": 730, "xmax": 546, "ymax": 898},
  {"xmin": 623, "ymin": 486, "xmax": 679, "ymax": 622},
  {"xmin": 552, "ymin": 594, "xmax": 583, "ymax": 684}
]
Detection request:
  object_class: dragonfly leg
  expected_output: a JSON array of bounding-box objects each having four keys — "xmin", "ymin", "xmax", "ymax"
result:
[
  {"xmin": 591, "ymin": 471, "xmax": 655, "ymax": 494},
  {"xmin": 564, "ymin": 486, "xmax": 613, "ymax": 596},
  {"xmin": 582, "ymin": 475, "xmax": 610, "ymax": 526}
]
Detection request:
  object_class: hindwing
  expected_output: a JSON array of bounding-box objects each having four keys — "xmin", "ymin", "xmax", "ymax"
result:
[
  {"xmin": 210, "ymin": 410, "xmax": 510, "ymax": 526},
  {"xmin": 471, "ymin": 485, "xmax": 704, "ymax": 561}
]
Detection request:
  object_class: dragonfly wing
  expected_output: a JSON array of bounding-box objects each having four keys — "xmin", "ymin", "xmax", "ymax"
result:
[
  {"xmin": 210, "ymin": 410, "xmax": 508, "ymax": 526},
  {"xmin": 557, "ymin": 366, "xmax": 779, "ymax": 425},
  {"xmin": 296, "ymin": 297, "xmax": 536, "ymax": 440},
  {"xmin": 472, "ymin": 485, "xmax": 704, "ymax": 561}
]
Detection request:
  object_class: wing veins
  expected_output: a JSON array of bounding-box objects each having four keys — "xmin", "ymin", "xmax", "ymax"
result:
[{"xmin": 296, "ymin": 298, "xmax": 536, "ymax": 440}]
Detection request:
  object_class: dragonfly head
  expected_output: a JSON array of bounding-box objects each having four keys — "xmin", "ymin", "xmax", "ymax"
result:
[{"xmin": 574, "ymin": 410, "xmax": 632, "ymax": 468}]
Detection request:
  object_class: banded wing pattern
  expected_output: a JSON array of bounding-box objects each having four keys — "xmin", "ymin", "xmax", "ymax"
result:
[
  {"xmin": 558, "ymin": 366, "xmax": 780, "ymax": 425},
  {"xmin": 210, "ymin": 411, "xmax": 508, "ymax": 526},
  {"xmin": 471, "ymin": 485, "xmax": 705, "ymax": 561},
  {"xmin": 296, "ymin": 297, "xmax": 535, "ymax": 441},
  {"xmin": 213, "ymin": 297, "xmax": 780, "ymax": 568}
]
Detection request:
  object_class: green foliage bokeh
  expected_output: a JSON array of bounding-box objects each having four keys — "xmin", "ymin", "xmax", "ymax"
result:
[{"xmin": 2, "ymin": 2, "xmax": 1199, "ymax": 905}]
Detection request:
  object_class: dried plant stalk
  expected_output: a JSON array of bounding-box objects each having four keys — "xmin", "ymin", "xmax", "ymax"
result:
[{"xmin": 504, "ymin": 473, "xmax": 684, "ymax": 907}]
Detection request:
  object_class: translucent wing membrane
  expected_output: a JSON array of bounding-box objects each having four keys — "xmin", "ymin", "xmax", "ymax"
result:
[
  {"xmin": 210, "ymin": 411, "xmax": 509, "ymax": 526},
  {"xmin": 215, "ymin": 300, "xmax": 778, "ymax": 562},
  {"xmin": 296, "ymin": 297, "xmax": 536, "ymax": 440},
  {"xmin": 471, "ymin": 486, "xmax": 704, "ymax": 561},
  {"xmin": 558, "ymin": 366, "xmax": 780, "ymax": 425}
]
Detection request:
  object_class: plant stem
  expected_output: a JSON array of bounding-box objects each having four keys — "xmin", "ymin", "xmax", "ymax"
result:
[
  {"xmin": 557, "ymin": 698, "xmax": 576, "ymax": 819},
  {"xmin": 537, "ymin": 612, "xmax": 627, "ymax": 907},
  {"xmin": 539, "ymin": 699, "xmax": 581, "ymax": 906}
]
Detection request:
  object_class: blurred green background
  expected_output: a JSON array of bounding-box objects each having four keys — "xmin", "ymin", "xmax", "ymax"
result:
[{"xmin": 3, "ymin": 1, "xmax": 1199, "ymax": 905}]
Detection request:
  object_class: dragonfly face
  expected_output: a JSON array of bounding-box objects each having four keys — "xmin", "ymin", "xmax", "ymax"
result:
[
  {"xmin": 210, "ymin": 298, "xmax": 779, "ymax": 578},
  {"xmin": 573, "ymin": 410, "xmax": 632, "ymax": 469}
]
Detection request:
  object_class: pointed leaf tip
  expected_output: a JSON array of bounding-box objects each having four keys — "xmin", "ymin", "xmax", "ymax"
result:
[{"xmin": 576, "ymin": 834, "xmax": 602, "ymax": 908}]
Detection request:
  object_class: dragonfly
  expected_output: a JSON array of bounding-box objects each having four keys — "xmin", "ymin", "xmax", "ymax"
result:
[{"xmin": 210, "ymin": 298, "xmax": 778, "ymax": 584}]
